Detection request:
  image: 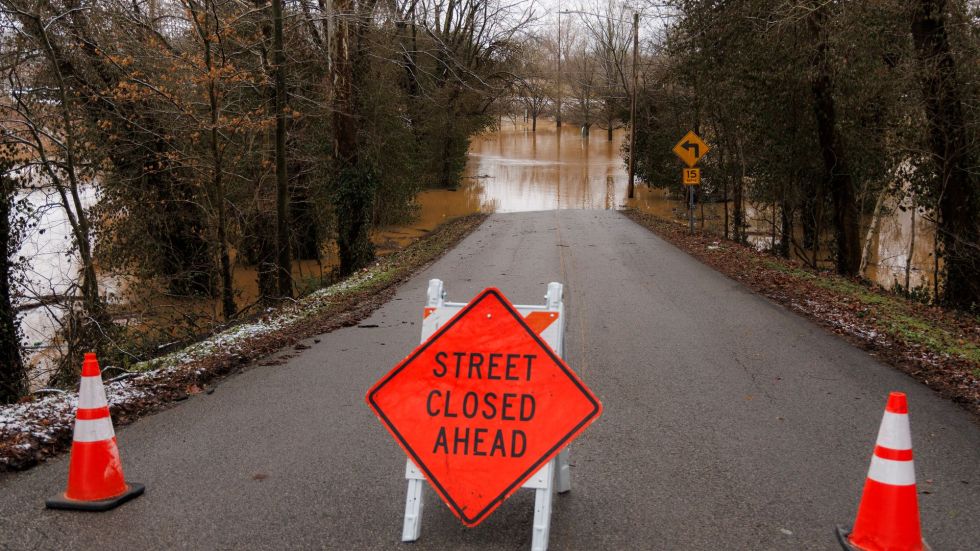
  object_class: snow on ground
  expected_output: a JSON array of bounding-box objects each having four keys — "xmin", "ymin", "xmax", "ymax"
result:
[{"xmin": 0, "ymin": 263, "xmax": 383, "ymax": 469}]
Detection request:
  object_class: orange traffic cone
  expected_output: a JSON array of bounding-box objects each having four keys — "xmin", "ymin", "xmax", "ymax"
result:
[
  {"xmin": 46, "ymin": 353, "xmax": 144, "ymax": 511},
  {"xmin": 837, "ymin": 392, "xmax": 929, "ymax": 550}
]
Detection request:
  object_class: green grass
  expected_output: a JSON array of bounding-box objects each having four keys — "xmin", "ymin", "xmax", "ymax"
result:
[
  {"xmin": 761, "ymin": 259, "xmax": 979, "ymax": 363},
  {"xmin": 884, "ymin": 314, "xmax": 980, "ymax": 362}
]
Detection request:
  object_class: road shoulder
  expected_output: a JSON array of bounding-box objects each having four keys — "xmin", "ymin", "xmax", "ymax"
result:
[
  {"xmin": 622, "ymin": 208, "xmax": 980, "ymax": 419},
  {"xmin": 0, "ymin": 214, "xmax": 488, "ymax": 474}
]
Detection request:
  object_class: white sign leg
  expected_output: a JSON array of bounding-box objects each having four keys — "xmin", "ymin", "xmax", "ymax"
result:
[
  {"xmin": 402, "ymin": 460, "xmax": 426, "ymax": 541},
  {"xmin": 402, "ymin": 479, "xmax": 424, "ymax": 541},
  {"xmin": 556, "ymin": 449, "xmax": 571, "ymax": 494},
  {"xmin": 531, "ymin": 459, "xmax": 556, "ymax": 551}
]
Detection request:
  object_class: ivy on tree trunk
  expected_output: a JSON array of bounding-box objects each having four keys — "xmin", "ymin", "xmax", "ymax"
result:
[{"xmin": 911, "ymin": 0, "xmax": 980, "ymax": 310}]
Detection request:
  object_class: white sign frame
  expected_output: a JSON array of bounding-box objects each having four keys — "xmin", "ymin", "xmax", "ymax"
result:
[{"xmin": 400, "ymin": 279, "xmax": 571, "ymax": 551}]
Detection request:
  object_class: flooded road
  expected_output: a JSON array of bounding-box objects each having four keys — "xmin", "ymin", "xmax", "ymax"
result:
[
  {"xmin": 383, "ymin": 120, "xmax": 938, "ymax": 293},
  {"xmin": 19, "ymin": 120, "xmax": 938, "ymax": 384},
  {"xmin": 373, "ymin": 121, "xmax": 631, "ymax": 250}
]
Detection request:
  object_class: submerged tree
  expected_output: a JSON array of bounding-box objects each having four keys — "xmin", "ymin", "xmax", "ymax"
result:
[
  {"xmin": 630, "ymin": 0, "xmax": 971, "ymax": 296},
  {"xmin": 910, "ymin": 0, "xmax": 980, "ymax": 309},
  {"xmin": 0, "ymin": 148, "xmax": 27, "ymax": 403},
  {"xmin": 0, "ymin": 0, "xmax": 538, "ymax": 386}
]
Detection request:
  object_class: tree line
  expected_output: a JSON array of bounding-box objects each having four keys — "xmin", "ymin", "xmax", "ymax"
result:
[
  {"xmin": 0, "ymin": 0, "xmax": 530, "ymax": 402},
  {"xmin": 630, "ymin": 0, "xmax": 980, "ymax": 311},
  {"xmin": 509, "ymin": 1, "xmax": 636, "ymax": 140}
]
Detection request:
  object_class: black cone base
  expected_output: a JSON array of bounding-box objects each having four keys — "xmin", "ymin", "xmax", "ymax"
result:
[
  {"xmin": 835, "ymin": 526, "xmax": 861, "ymax": 550},
  {"xmin": 46, "ymin": 482, "xmax": 145, "ymax": 512}
]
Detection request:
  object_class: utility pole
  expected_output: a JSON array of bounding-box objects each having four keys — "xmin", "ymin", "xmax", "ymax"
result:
[
  {"xmin": 627, "ymin": 12, "xmax": 639, "ymax": 199},
  {"xmin": 272, "ymin": 0, "xmax": 292, "ymax": 298},
  {"xmin": 556, "ymin": 9, "xmax": 562, "ymax": 128}
]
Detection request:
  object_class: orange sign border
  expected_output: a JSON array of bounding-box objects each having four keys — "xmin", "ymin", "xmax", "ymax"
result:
[{"xmin": 366, "ymin": 288, "xmax": 602, "ymax": 526}]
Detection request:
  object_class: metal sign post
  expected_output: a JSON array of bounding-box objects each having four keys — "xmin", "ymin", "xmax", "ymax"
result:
[
  {"xmin": 674, "ymin": 132, "xmax": 710, "ymax": 235},
  {"xmin": 689, "ymin": 185, "xmax": 696, "ymax": 234}
]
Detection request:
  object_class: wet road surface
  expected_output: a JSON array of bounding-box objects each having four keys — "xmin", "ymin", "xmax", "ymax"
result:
[{"xmin": 1, "ymin": 210, "xmax": 977, "ymax": 550}]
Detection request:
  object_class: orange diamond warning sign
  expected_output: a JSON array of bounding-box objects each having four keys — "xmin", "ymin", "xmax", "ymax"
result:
[
  {"xmin": 366, "ymin": 288, "xmax": 602, "ymax": 527},
  {"xmin": 672, "ymin": 130, "xmax": 709, "ymax": 167}
]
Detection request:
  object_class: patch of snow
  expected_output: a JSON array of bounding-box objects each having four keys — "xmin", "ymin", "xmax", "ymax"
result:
[{"xmin": 2, "ymin": 257, "xmax": 394, "ymax": 467}]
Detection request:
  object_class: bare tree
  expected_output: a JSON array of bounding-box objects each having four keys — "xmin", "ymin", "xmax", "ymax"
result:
[
  {"xmin": 576, "ymin": 0, "xmax": 634, "ymax": 141},
  {"xmin": 514, "ymin": 39, "xmax": 551, "ymax": 132},
  {"xmin": 565, "ymin": 29, "xmax": 600, "ymax": 135}
]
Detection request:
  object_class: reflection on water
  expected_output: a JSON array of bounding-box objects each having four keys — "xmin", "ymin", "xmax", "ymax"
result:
[
  {"xmin": 466, "ymin": 123, "xmax": 629, "ymax": 211},
  {"xmin": 19, "ymin": 119, "xmax": 938, "ymax": 384},
  {"xmin": 393, "ymin": 119, "xmax": 937, "ymax": 294},
  {"xmin": 372, "ymin": 121, "xmax": 633, "ymax": 249}
]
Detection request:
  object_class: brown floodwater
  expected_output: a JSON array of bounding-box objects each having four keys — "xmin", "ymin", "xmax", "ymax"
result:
[
  {"xmin": 377, "ymin": 119, "xmax": 937, "ymax": 294},
  {"xmin": 23, "ymin": 119, "xmax": 938, "ymax": 382},
  {"xmin": 226, "ymin": 119, "xmax": 937, "ymax": 310}
]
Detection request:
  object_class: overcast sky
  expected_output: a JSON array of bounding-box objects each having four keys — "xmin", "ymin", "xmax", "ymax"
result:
[{"xmin": 519, "ymin": 0, "xmax": 672, "ymax": 46}]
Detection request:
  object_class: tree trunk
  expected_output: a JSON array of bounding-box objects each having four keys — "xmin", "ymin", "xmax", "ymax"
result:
[
  {"xmin": 213, "ymin": 135, "xmax": 235, "ymax": 320},
  {"xmin": 911, "ymin": 0, "xmax": 980, "ymax": 309},
  {"xmin": 808, "ymin": 4, "xmax": 861, "ymax": 276},
  {"xmin": 860, "ymin": 188, "xmax": 888, "ymax": 275},
  {"xmin": 718, "ymin": 143, "xmax": 729, "ymax": 241},
  {"xmin": 247, "ymin": 210, "xmax": 278, "ymax": 303},
  {"xmin": 272, "ymin": 0, "xmax": 293, "ymax": 297},
  {"xmin": 733, "ymin": 136, "xmax": 746, "ymax": 244},
  {"xmin": 198, "ymin": 11, "xmax": 237, "ymax": 321},
  {"xmin": 0, "ymin": 174, "xmax": 27, "ymax": 404},
  {"xmin": 332, "ymin": 0, "xmax": 356, "ymax": 160},
  {"xmin": 770, "ymin": 203, "xmax": 777, "ymax": 254},
  {"xmin": 906, "ymin": 204, "xmax": 916, "ymax": 293},
  {"xmin": 780, "ymin": 201, "xmax": 792, "ymax": 258},
  {"xmin": 801, "ymin": 187, "xmax": 818, "ymax": 251},
  {"xmin": 333, "ymin": 0, "xmax": 375, "ymax": 276}
]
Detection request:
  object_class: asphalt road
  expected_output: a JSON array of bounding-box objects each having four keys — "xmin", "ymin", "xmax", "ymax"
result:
[{"xmin": 1, "ymin": 210, "xmax": 978, "ymax": 550}]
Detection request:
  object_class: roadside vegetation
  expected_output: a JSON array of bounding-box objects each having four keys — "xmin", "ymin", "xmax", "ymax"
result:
[
  {"xmin": 0, "ymin": 213, "xmax": 486, "ymax": 472},
  {"xmin": 2, "ymin": 0, "xmax": 977, "ymax": 417},
  {"xmin": 629, "ymin": 0, "xmax": 980, "ymax": 313},
  {"xmin": 625, "ymin": 209, "xmax": 980, "ymax": 418},
  {"xmin": 0, "ymin": 0, "xmax": 528, "ymax": 403}
]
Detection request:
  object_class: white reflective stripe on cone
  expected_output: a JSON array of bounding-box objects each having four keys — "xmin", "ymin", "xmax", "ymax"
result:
[
  {"xmin": 73, "ymin": 417, "xmax": 115, "ymax": 443},
  {"xmin": 867, "ymin": 455, "xmax": 916, "ymax": 486},
  {"xmin": 78, "ymin": 376, "xmax": 108, "ymax": 409},
  {"xmin": 875, "ymin": 411, "xmax": 912, "ymax": 451}
]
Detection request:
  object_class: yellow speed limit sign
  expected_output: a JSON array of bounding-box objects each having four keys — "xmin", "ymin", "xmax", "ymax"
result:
[{"xmin": 682, "ymin": 168, "xmax": 701, "ymax": 186}]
